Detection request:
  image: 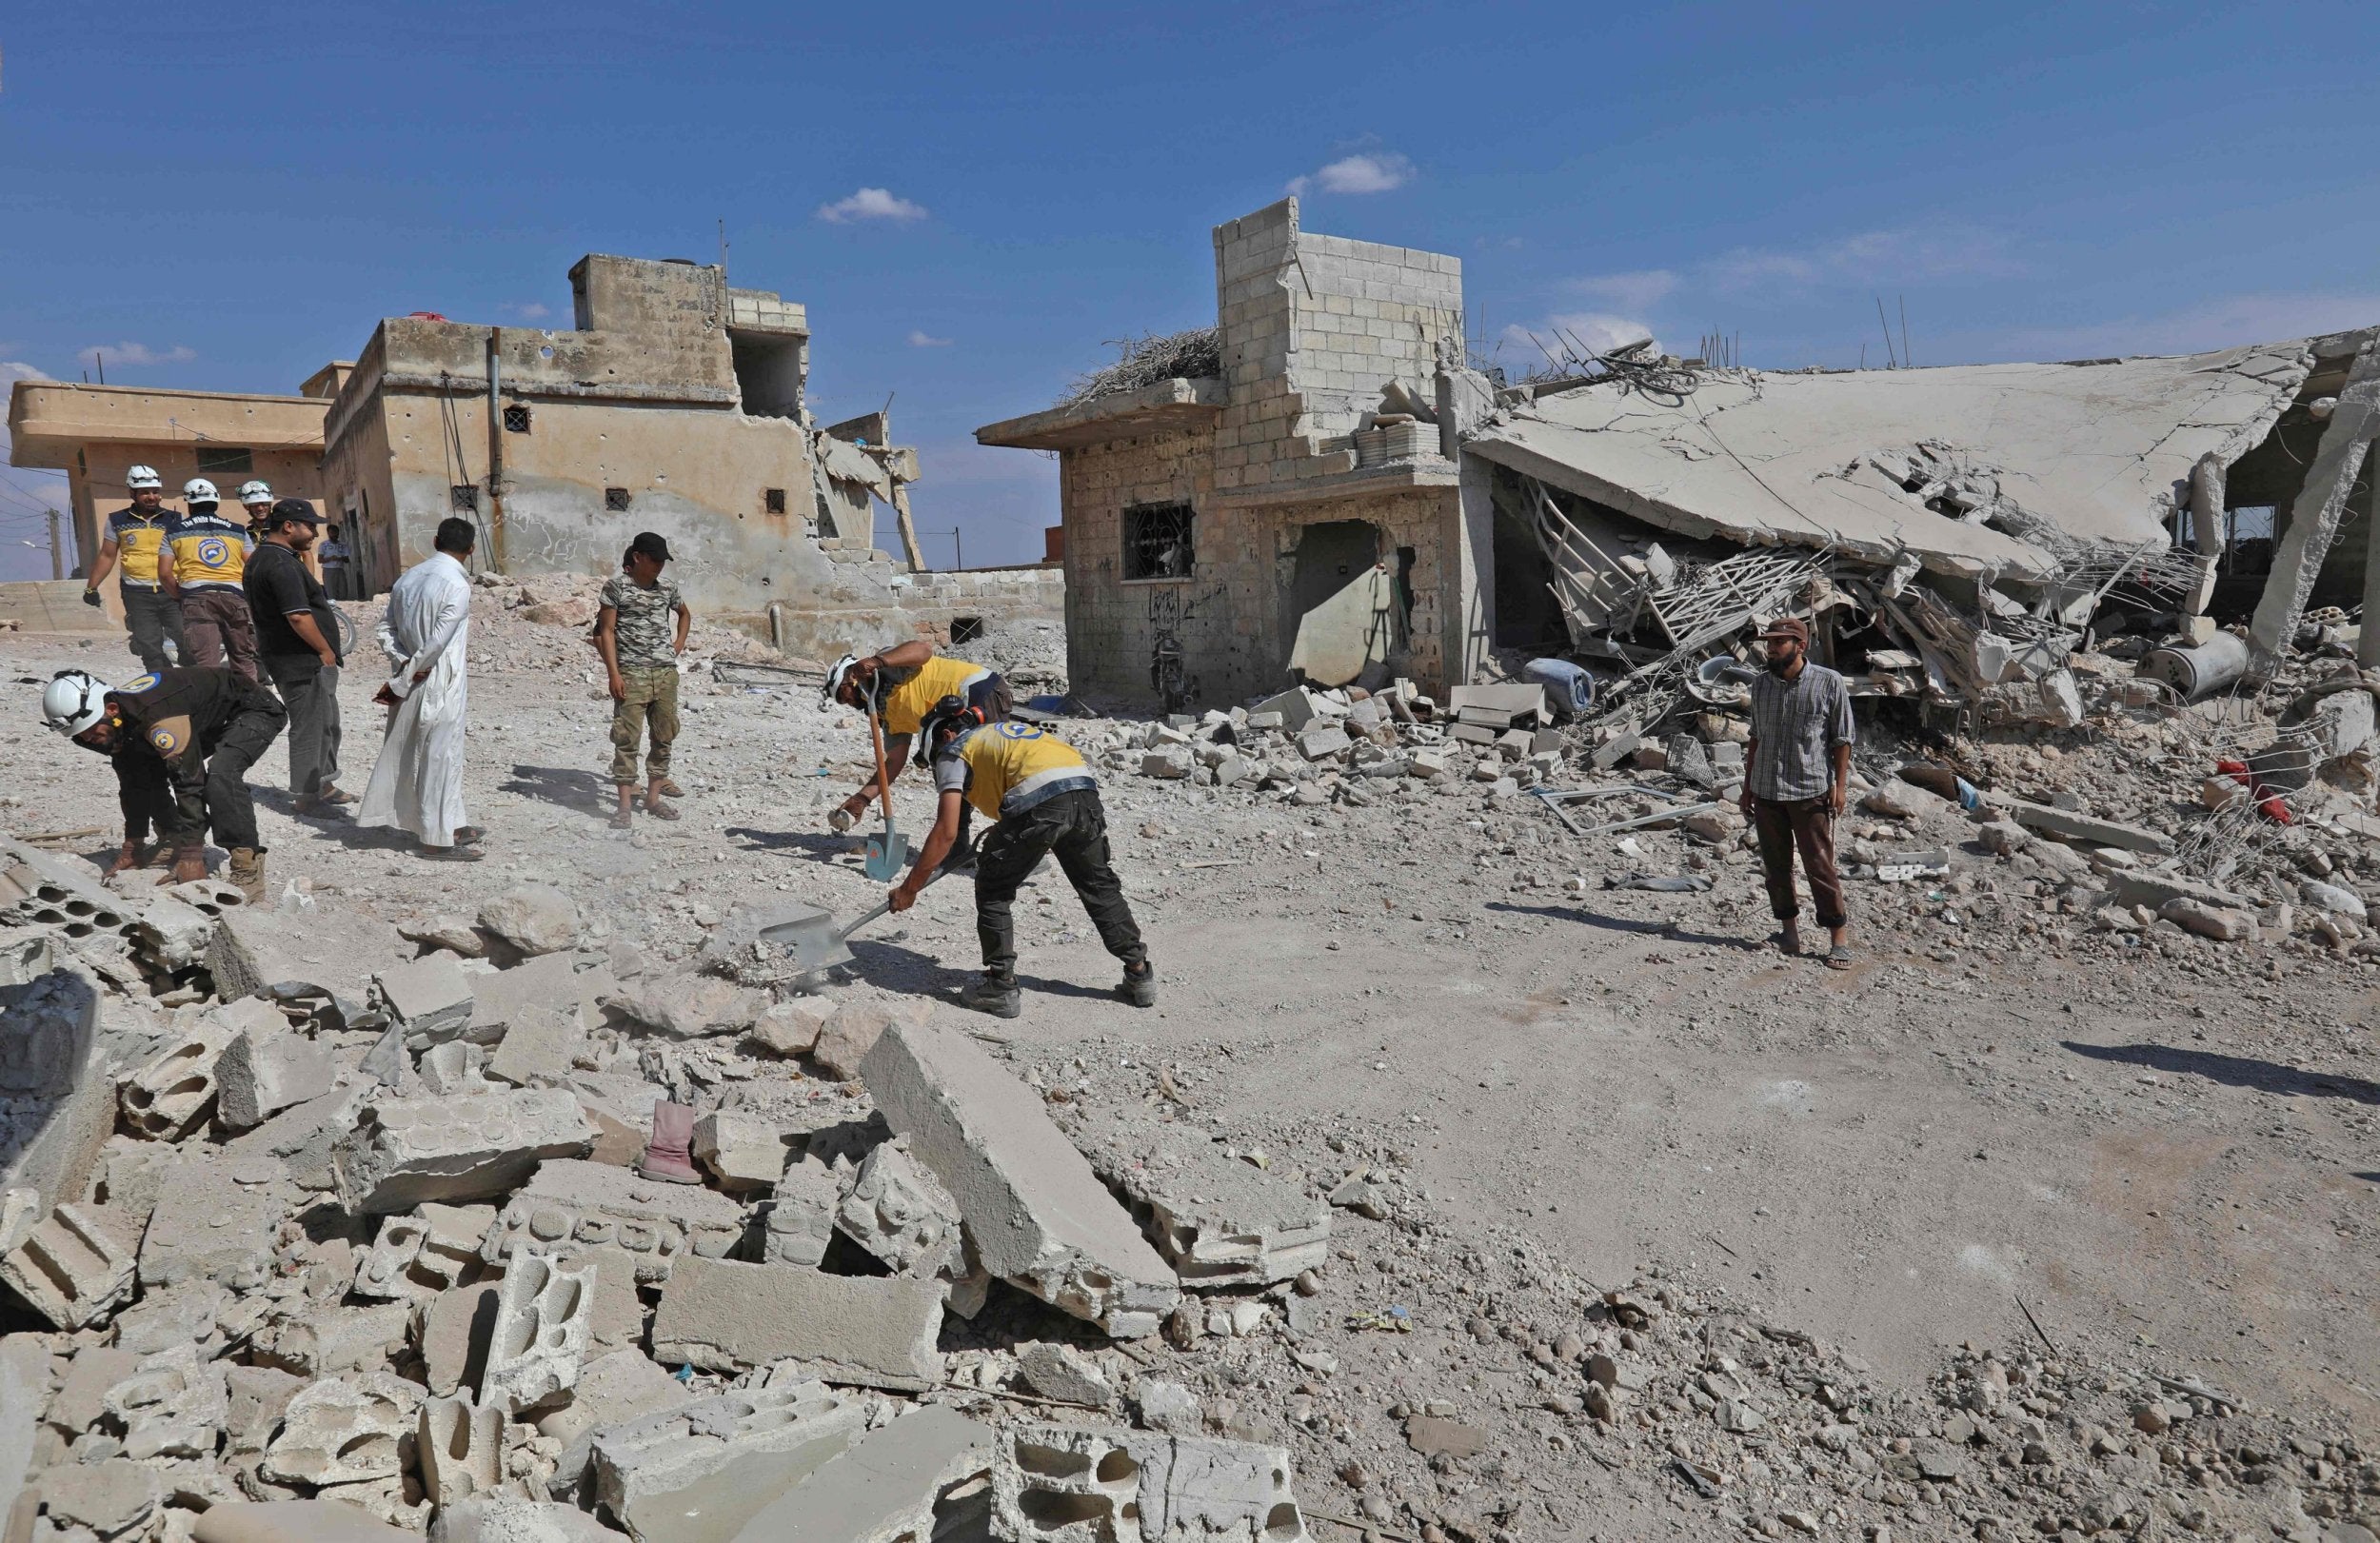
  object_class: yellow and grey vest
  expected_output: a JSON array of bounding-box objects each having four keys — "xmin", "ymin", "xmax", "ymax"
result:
[
  {"xmin": 936, "ymin": 722, "xmax": 1094, "ymax": 821},
  {"xmin": 164, "ymin": 509, "xmax": 248, "ymax": 591}
]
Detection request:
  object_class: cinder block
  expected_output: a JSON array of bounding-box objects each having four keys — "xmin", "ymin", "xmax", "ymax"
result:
[
  {"xmin": 589, "ymin": 1378, "xmax": 869, "ymax": 1542},
  {"xmin": 419, "ymin": 1393, "xmax": 504, "ymax": 1505},
  {"xmin": 0, "ymin": 1201, "xmax": 133, "ymax": 1328},
  {"xmin": 538, "ymin": 1347, "xmax": 691, "ymax": 1507},
  {"xmin": 332, "ymin": 1086, "xmax": 593, "ymax": 1215},
  {"xmin": 692, "ymin": 1111, "xmax": 793, "ymax": 1193},
  {"xmin": 482, "ymin": 1157, "xmax": 744, "ymax": 1283},
  {"xmin": 260, "ymin": 1372, "xmax": 425, "ymax": 1487},
  {"xmin": 251, "ymin": 1299, "xmax": 411, "ymax": 1377},
  {"xmin": 861, "ymin": 1020, "xmax": 1179, "ymax": 1336},
  {"xmin": 119, "ymin": 1011, "xmax": 236, "ymax": 1139},
  {"xmin": 834, "ymin": 1133, "xmax": 963, "ymax": 1278},
  {"xmin": 991, "ymin": 1423, "xmax": 1308, "ymax": 1543},
  {"xmin": 649, "ymin": 1256, "xmax": 943, "ymax": 1389},
  {"xmin": 761, "ymin": 1156, "xmax": 839, "ymax": 1267},
  {"xmin": 480, "ymin": 1251, "xmax": 595, "ymax": 1413},
  {"xmin": 102, "ymin": 1353, "xmax": 228, "ymax": 1460},
  {"xmin": 351, "ymin": 1213, "xmax": 431, "ymax": 1301}
]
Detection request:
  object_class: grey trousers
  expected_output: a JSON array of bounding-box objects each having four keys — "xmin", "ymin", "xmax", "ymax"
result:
[
  {"xmin": 121, "ymin": 586, "xmax": 187, "ymax": 675},
  {"xmin": 263, "ymin": 653, "xmax": 343, "ymax": 801}
]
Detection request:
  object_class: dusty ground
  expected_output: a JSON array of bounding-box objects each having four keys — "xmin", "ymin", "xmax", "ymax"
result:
[{"xmin": 5, "ymin": 589, "xmax": 2374, "ymax": 1539}]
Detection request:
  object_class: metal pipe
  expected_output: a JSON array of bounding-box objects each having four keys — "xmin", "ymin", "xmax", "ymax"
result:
[
  {"xmin": 484, "ymin": 333, "xmax": 506, "ymax": 573},
  {"xmin": 2136, "ymin": 631, "xmax": 2250, "ymax": 702}
]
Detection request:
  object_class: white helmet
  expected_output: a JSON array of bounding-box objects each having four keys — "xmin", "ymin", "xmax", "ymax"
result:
[
  {"xmin": 183, "ymin": 478, "xmax": 220, "ymax": 504},
  {"xmin": 822, "ymin": 652, "xmax": 864, "ymax": 708},
  {"xmin": 237, "ymin": 480, "xmax": 272, "ymax": 505},
  {"xmin": 40, "ymin": 671, "xmax": 109, "ymax": 738},
  {"xmin": 126, "ymin": 465, "xmax": 162, "ymax": 491}
]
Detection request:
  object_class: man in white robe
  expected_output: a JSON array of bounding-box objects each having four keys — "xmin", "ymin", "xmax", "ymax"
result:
[{"xmin": 359, "ymin": 518, "xmax": 481, "ymax": 859}]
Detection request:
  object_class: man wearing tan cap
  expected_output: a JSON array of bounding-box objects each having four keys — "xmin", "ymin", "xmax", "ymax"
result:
[{"xmin": 1739, "ymin": 617, "xmax": 1855, "ymax": 967}]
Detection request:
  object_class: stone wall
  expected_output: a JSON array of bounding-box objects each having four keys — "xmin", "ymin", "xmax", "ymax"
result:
[{"xmin": 762, "ymin": 565, "xmax": 1066, "ymax": 663}]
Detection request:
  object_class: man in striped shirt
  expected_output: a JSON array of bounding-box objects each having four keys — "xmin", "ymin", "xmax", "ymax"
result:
[{"xmin": 1740, "ymin": 617, "xmax": 1856, "ymax": 968}]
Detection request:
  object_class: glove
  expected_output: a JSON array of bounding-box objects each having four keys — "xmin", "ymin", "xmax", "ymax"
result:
[
  {"xmin": 81, "ymin": 589, "xmax": 102, "ymax": 608},
  {"xmin": 828, "ymin": 807, "xmax": 857, "ymax": 834}
]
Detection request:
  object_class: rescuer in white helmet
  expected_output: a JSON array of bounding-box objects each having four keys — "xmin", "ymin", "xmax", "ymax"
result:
[{"xmin": 81, "ymin": 465, "xmax": 188, "ymax": 673}]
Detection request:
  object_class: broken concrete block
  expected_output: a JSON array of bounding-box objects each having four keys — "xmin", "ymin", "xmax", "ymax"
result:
[
  {"xmin": 761, "ymin": 1157, "xmax": 841, "ymax": 1267},
  {"xmin": 429, "ymin": 1497, "xmax": 623, "ymax": 1543},
  {"xmin": 1295, "ymin": 725, "xmax": 1353, "ymax": 762},
  {"xmin": 751, "ymin": 998, "xmax": 833, "ymax": 1058},
  {"xmin": 613, "ymin": 973, "xmax": 766, "ymax": 1040},
  {"xmin": 205, "ymin": 904, "xmax": 408, "ymax": 1008},
  {"xmin": 420, "ymin": 1393, "xmax": 506, "ymax": 1506},
  {"xmin": 863, "ymin": 1019, "xmax": 1180, "ymax": 1336},
  {"xmin": 134, "ymin": 891, "xmax": 222, "ymax": 972},
  {"xmin": 192, "ymin": 1499, "xmax": 424, "ymax": 1542},
  {"xmin": 420, "ymin": 1039, "xmax": 489, "ymax": 1095},
  {"xmin": 1975, "ymin": 820, "xmax": 2031, "ymax": 856},
  {"xmin": 2160, "ymin": 897, "xmax": 2255, "ymax": 941},
  {"xmin": 589, "ymin": 1379, "xmax": 869, "ymax": 1542},
  {"xmin": 261, "ymin": 1372, "xmax": 425, "ymax": 1486},
  {"xmin": 479, "ymin": 884, "xmax": 583, "ymax": 958},
  {"xmin": 215, "ymin": 1004, "xmax": 338, "ymax": 1130},
  {"xmin": 2001, "ymin": 799, "xmax": 2172, "ymax": 855},
  {"xmin": 333, "ymin": 1085, "xmax": 593, "ymax": 1214},
  {"xmin": 47, "ymin": 1344, "xmax": 140, "ymax": 1435},
  {"xmin": 650, "ymin": 1256, "xmax": 943, "ymax": 1388},
  {"xmin": 225, "ymin": 1363, "xmax": 306, "ymax": 1455},
  {"xmin": 102, "ymin": 1354, "xmax": 228, "ymax": 1460},
  {"xmin": 991, "ymin": 1423, "xmax": 1307, "ymax": 1543},
  {"xmin": 425, "ymin": 1278, "xmax": 504, "ymax": 1397},
  {"xmin": 351, "ymin": 1213, "xmax": 431, "ymax": 1300},
  {"xmin": 119, "ymin": 1009, "xmax": 237, "ymax": 1138},
  {"xmin": 724, "ymin": 1405, "xmax": 992, "ymax": 1543},
  {"xmin": 812, "ymin": 998, "xmax": 931, "ymax": 1081},
  {"xmin": 1141, "ymin": 747, "xmax": 1193, "ymax": 780},
  {"xmin": 483, "ymin": 1157, "xmax": 744, "ymax": 1282},
  {"xmin": 252, "ymin": 1299, "xmax": 412, "ymax": 1376},
  {"xmin": 692, "ymin": 1112, "xmax": 793, "ymax": 1193},
  {"xmin": 2108, "ymin": 868, "xmax": 2255, "ymax": 916},
  {"xmin": 375, "ymin": 954, "xmax": 477, "ymax": 1050},
  {"xmin": 834, "ymin": 1133, "xmax": 963, "ymax": 1278},
  {"xmin": 539, "ymin": 1348, "xmax": 691, "ymax": 1506},
  {"xmin": 1135, "ymin": 1379, "xmax": 1203, "ymax": 1437},
  {"xmin": 0, "ymin": 1201, "xmax": 133, "ymax": 1328},
  {"xmin": 486, "ymin": 1004, "xmax": 589, "ymax": 1087},
  {"xmin": 481, "ymin": 1250, "xmax": 596, "ymax": 1413},
  {"xmin": 37, "ymin": 1457, "xmax": 161, "ymax": 1539},
  {"xmin": 419, "ymin": 1201, "xmax": 499, "ymax": 1284},
  {"xmin": 1251, "ymin": 689, "xmax": 1320, "ymax": 732},
  {"xmin": 1017, "ymin": 1342, "xmax": 1115, "ymax": 1408},
  {"xmin": 1101, "ymin": 1137, "xmax": 1330, "ymax": 1288},
  {"xmin": 470, "ymin": 950, "xmax": 609, "ymax": 1039},
  {"xmin": 2302, "ymin": 880, "xmax": 2369, "ymax": 920}
]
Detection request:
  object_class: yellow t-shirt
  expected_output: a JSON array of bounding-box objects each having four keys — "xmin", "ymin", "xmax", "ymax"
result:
[
  {"xmin": 879, "ymin": 655, "xmax": 990, "ymax": 737},
  {"xmin": 934, "ymin": 722, "xmax": 1094, "ymax": 821}
]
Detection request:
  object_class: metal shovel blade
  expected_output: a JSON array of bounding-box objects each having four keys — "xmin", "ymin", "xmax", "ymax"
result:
[
  {"xmin": 757, "ymin": 905, "xmax": 859, "ymax": 974},
  {"xmin": 863, "ymin": 820, "xmax": 909, "ymax": 881}
]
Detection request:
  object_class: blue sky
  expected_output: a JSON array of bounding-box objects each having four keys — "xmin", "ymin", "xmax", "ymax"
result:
[{"xmin": 5, "ymin": 1, "xmax": 2377, "ymax": 581}]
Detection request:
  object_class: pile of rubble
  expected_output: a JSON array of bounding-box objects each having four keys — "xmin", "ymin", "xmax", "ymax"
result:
[{"xmin": 0, "ymin": 836, "xmax": 1330, "ymax": 1541}]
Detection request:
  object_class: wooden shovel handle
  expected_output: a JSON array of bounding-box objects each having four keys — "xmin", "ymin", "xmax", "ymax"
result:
[{"xmin": 865, "ymin": 689, "xmax": 895, "ymax": 821}]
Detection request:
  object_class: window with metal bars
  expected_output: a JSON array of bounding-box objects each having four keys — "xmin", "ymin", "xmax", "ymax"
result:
[
  {"xmin": 502, "ymin": 404, "xmax": 531, "ymax": 433},
  {"xmin": 195, "ymin": 446, "xmax": 253, "ymax": 477},
  {"xmin": 1121, "ymin": 502, "xmax": 1195, "ymax": 581},
  {"xmin": 449, "ymin": 485, "xmax": 478, "ymax": 513},
  {"xmin": 605, "ymin": 487, "xmax": 632, "ymax": 511},
  {"xmin": 764, "ymin": 487, "xmax": 786, "ymax": 514}
]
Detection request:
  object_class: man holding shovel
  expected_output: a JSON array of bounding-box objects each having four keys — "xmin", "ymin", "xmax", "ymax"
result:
[
  {"xmin": 886, "ymin": 695, "xmax": 1153, "ymax": 1019},
  {"xmin": 823, "ymin": 641, "xmax": 1011, "ymax": 870}
]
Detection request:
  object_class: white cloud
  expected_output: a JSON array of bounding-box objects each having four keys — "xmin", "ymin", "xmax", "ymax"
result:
[
  {"xmin": 502, "ymin": 301, "xmax": 552, "ymax": 321},
  {"xmin": 816, "ymin": 188, "xmax": 928, "ymax": 225},
  {"xmin": 79, "ymin": 341, "xmax": 196, "ymax": 370},
  {"xmin": 1703, "ymin": 223, "xmax": 2022, "ymax": 296},
  {"xmin": 1563, "ymin": 269, "xmax": 1679, "ymax": 310},
  {"xmin": 1287, "ymin": 151, "xmax": 1414, "ymax": 198},
  {"xmin": 0, "ymin": 361, "xmax": 50, "ymax": 385},
  {"xmin": 907, "ymin": 330, "xmax": 953, "ymax": 347},
  {"xmin": 1500, "ymin": 312, "xmax": 1660, "ymax": 367}
]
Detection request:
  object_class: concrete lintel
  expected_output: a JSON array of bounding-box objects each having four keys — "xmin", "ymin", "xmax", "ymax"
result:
[{"xmin": 1205, "ymin": 456, "xmax": 1460, "ymax": 512}]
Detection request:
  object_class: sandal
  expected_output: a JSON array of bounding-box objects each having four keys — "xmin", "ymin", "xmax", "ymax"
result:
[
  {"xmin": 607, "ymin": 810, "xmax": 634, "ymax": 831},
  {"xmin": 1768, "ymin": 930, "xmax": 1801, "ymax": 955},
  {"xmin": 1824, "ymin": 943, "xmax": 1854, "ymax": 970},
  {"xmin": 645, "ymin": 799, "xmax": 681, "ymax": 822},
  {"xmin": 651, "ymin": 779, "xmax": 684, "ymax": 799}
]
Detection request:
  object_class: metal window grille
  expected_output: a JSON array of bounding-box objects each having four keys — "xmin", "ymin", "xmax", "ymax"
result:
[
  {"xmin": 1121, "ymin": 502, "xmax": 1195, "ymax": 580},
  {"xmin": 764, "ymin": 487, "xmax": 787, "ymax": 514},
  {"xmin": 449, "ymin": 485, "xmax": 478, "ymax": 512},
  {"xmin": 502, "ymin": 404, "xmax": 531, "ymax": 433},
  {"xmin": 605, "ymin": 487, "xmax": 632, "ymax": 511},
  {"xmin": 195, "ymin": 446, "xmax": 253, "ymax": 477}
]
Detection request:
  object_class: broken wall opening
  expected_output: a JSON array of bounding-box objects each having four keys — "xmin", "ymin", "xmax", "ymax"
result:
[
  {"xmin": 731, "ymin": 334, "xmax": 804, "ymax": 420},
  {"xmin": 1486, "ymin": 464, "xmax": 1575, "ymax": 652},
  {"xmin": 1282, "ymin": 520, "xmax": 1409, "ymax": 688}
]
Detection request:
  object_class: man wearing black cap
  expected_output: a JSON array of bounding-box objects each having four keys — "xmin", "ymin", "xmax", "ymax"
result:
[
  {"xmin": 594, "ymin": 532, "xmax": 690, "ymax": 830},
  {"xmin": 1741, "ymin": 616, "xmax": 1855, "ymax": 968},
  {"xmin": 243, "ymin": 499, "xmax": 351, "ymax": 817}
]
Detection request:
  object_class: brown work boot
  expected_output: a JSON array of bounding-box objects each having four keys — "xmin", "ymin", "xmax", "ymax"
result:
[
  {"xmin": 157, "ymin": 845, "xmax": 206, "ymax": 885},
  {"xmin": 637, "ymin": 1101, "xmax": 703, "ymax": 1184},
  {"xmin": 227, "ymin": 848, "xmax": 266, "ymax": 902}
]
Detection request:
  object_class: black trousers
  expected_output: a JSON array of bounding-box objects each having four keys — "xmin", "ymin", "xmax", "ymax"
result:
[
  {"xmin": 263, "ymin": 653, "xmax": 343, "ymax": 801},
  {"xmin": 121, "ymin": 586, "xmax": 187, "ymax": 675},
  {"xmin": 200, "ymin": 699, "xmax": 289, "ymax": 851},
  {"xmin": 973, "ymin": 788, "xmax": 1146, "ymax": 979}
]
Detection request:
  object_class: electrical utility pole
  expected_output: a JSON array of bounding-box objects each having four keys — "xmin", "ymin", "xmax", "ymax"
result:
[{"xmin": 45, "ymin": 508, "xmax": 62, "ymax": 581}]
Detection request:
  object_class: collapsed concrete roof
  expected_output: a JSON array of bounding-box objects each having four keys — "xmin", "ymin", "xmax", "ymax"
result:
[{"xmin": 1464, "ymin": 340, "xmax": 2318, "ymax": 584}]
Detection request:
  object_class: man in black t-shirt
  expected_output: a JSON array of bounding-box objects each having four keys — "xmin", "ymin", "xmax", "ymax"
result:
[{"xmin": 242, "ymin": 500, "xmax": 350, "ymax": 816}]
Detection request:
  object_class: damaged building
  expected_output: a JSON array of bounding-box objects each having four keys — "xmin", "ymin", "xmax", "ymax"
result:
[
  {"xmin": 981, "ymin": 198, "xmax": 2374, "ymax": 723},
  {"xmin": 12, "ymin": 253, "xmax": 1062, "ymax": 655}
]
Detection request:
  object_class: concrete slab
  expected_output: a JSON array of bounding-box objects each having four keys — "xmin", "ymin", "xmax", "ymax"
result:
[
  {"xmin": 649, "ymin": 1256, "xmax": 943, "ymax": 1388},
  {"xmin": 724, "ymin": 1405, "xmax": 993, "ymax": 1543},
  {"xmin": 589, "ymin": 1379, "xmax": 869, "ymax": 1543},
  {"xmin": 332, "ymin": 1086, "xmax": 594, "ymax": 1214}
]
